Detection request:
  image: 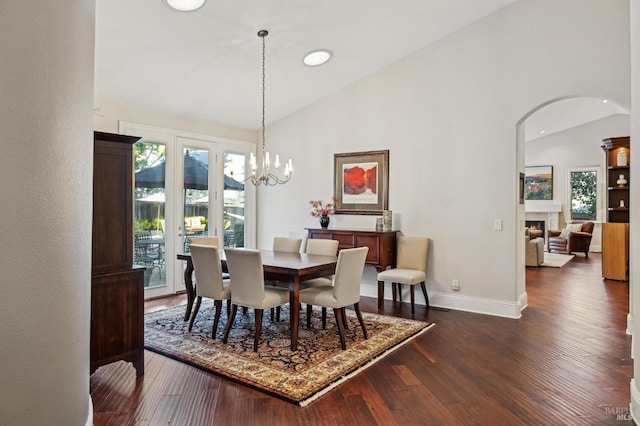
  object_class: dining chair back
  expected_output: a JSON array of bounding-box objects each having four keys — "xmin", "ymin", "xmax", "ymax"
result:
[
  {"xmin": 299, "ymin": 246, "xmax": 369, "ymax": 350},
  {"xmin": 377, "ymin": 235, "xmax": 430, "ymax": 313},
  {"xmin": 306, "ymin": 239, "xmax": 339, "ymax": 256},
  {"xmin": 272, "ymin": 237, "xmax": 302, "ymax": 253},
  {"xmin": 188, "ymin": 244, "xmax": 231, "ymax": 338},
  {"xmin": 190, "ymin": 236, "xmax": 220, "ymax": 247},
  {"xmin": 222, "ymin": 248, "xmax": 289, "ymax": 351}
]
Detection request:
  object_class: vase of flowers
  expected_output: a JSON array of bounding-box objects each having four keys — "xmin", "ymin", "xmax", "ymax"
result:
[{"xmin": 309, "ymin": 198, "xmax": 335, "ymax": 229}]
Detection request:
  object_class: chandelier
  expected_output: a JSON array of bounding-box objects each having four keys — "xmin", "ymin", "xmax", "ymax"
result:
[{"xmin": 246, "ymin": 30, "xmax": 293, "ymax": 186}]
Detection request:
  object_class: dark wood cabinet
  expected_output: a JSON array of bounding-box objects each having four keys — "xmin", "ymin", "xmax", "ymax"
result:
[
  {"xmin": 601, "ymin": 136, "xmax": 630, "ymax": 281},
  {"xmin": 306, "ymin": 228, "xmax": 398, "ymax": 272},
  {"xmin": 91, "ymin": 131, "xmax": 145, "ymax": 376}
]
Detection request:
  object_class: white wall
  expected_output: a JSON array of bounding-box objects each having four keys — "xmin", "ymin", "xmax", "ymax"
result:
[
  {"xmin": 258, "ymin": 0, "xmax": 631, "ymax": 317},
  {"xmin": 0, "ymin": 2, "xmax": 95, "ymax": 424},
  {"xmin": 94, "ymin": 98, "xmax": 257, "ymax": 144},
  {"xmin": 525, "ymin": 114, "xmax": 630, "ymax": 250},
  {"xmin": 629, "ymin": 0, "xmax": 639, "ymax": 421}
]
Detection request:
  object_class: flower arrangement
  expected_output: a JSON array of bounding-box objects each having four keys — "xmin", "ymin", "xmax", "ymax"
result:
[{"xmin": 309, "ymin": 198, "xmax": 336, "ymax": 217}]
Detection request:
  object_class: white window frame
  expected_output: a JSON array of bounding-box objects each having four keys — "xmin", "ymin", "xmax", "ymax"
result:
[{"xmin": 567, "ymin": 166, "xmax": 603, "ymax": 223}]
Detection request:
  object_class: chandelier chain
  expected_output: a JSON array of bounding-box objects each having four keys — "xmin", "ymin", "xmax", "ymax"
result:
[
  {"xmin": 261, "ymin": 33, "xmax": 266, "ymax": 153},
  {"xmin": 242, "ymin": 29, "xmax": 292, "ymax": 186}
]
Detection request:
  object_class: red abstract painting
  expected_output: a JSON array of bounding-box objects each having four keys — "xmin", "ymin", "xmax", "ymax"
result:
[{"xmin": 343, "ymin": 164, "xmax": 377, "ymax": 195}]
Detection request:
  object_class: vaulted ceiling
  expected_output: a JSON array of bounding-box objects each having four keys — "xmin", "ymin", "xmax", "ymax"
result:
[{"xmin": 95, "ymin": 1, "xmax": 625, "ymax": 135}]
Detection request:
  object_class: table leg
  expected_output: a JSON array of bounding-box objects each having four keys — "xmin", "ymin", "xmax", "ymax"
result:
[
  {"xmin": 183, "ymin": 258, "xmax": 195, "ymax": 322},
  {"xmin": 289, "ymin": 277, "xmax": 300, "ymax": 351}
]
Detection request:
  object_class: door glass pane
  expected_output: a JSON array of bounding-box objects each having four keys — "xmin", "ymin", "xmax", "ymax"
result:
[
  {"xmin": 134, "ymin": 141, "xmax": 167, "ymax": 289},
  {"xmin": 183, "ymin": 148, "xmax": 209, "ymax": 253},
  {"xmin": 224, "ymin": 152, "xmax": 246, "ymax": 248},
  {"xmin": 570, "ymin": 170, "xmax": 597, "ymax": 220}
]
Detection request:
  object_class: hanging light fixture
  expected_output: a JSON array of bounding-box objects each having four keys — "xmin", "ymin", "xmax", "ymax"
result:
[{"xmin": 246, "ymin": 30, "xmax": 293, "ymax": 186}]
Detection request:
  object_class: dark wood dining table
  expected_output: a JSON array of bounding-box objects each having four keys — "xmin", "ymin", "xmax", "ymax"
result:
[{"xmin": 177, "ymin": 250, "xmax": 338, "ymax": 351}]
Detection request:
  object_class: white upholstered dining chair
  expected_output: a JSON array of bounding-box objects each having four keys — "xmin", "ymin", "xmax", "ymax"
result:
[
  {"xmin": 302, "ymin": 239, "xmax": 340, "ymax": 325},
  {"xmin": 222, "ymin": 248, "xmax": 290, "ymax": 352},
  {"xmin": 189, "ymin": 236, "xmax": 220, "ymax": 247},
  {"xmin": 377, "ymin": 235, "xmax": 430, "ymax": 314},
  {"xmin": 299, "ymin": 246, "xmax": 369, "ymax": 350},
  {"xmin": 188, "ymin": 244, "xmax": 231, "ymax": 338},
  {"xmin": 272, "ymin": 237, "xmax": 302, "ymax": 253}
]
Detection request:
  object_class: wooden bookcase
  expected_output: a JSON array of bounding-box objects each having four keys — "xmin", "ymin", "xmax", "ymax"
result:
[
  {"xmin": 91, "ymin": 131, "xmax": 145, "ymax": 376},
  {"xmin": 600, "ymin": 136, "xmax": 630, "ymax": 281}
]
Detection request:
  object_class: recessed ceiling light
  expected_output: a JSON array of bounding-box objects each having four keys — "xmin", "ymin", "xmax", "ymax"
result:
[
  {"xmin": 602, "ymin": 99, "xmax": 609, "ymax": 103},
  {"xmin": 539, "ymin": 130, "xmax": 547, "ymax": 134},
  {"xmin": 165, "ymin": 0, "xmax": 205, "ymax": 12},
  {"xmin": 303, "ymin": 49, "xmax": 333, "ymax": 67}
]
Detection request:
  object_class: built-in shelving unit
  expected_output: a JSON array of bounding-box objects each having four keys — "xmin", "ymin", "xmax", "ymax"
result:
[{"xmin": 601, "ymin": 136, "xmax": 630, "ymax": 281}]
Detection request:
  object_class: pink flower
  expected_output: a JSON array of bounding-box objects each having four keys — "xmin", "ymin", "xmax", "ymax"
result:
[{"xmin": 309, "ymin": 198, "xmax": 336, "ymax": 217}]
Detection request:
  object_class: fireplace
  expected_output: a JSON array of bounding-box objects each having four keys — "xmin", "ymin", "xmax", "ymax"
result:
[{"xmin": 525, "ymin": 220, "xmax": 546, "ymax": 240}]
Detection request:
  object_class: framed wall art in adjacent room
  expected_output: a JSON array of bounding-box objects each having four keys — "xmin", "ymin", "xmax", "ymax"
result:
[{"xmin": 524, "ymin": 165, "xmax": 553, "ymax": 200}]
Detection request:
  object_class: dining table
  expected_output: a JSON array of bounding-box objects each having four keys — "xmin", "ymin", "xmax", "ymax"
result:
[{"xmin": 177, "ymin": 249, "xmax": 338, "ymax": 351}]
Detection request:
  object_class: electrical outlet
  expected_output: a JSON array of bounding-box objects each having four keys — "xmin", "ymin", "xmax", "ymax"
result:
[
  {"xmin": 452, "ymin": 279, "xmax": 460, "ymax": 291},
  {"xmin": 494, "ymin": 219, "xmax": 503, "ymax": 231}
]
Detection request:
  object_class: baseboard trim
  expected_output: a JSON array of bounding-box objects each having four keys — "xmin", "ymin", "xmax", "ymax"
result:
[
  {"xmin": 630, "ymin": 379, "xmax": 640, "ymax": 422},
  {"xmin": 360, "ymin": 284, "xmax": 523, "ymax": 319},
  {"xmin": 86, "ymin": 396, "xmax": 93, "ymax": 426}
]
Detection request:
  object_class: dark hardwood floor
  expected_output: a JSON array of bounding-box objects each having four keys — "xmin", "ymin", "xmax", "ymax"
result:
[{"xmin": 91, "ymin": 253, "xmax": 632, "ymax": 425}]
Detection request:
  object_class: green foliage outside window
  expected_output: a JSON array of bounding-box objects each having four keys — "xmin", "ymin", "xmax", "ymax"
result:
[{"xmin": 570, "ymin": 171, "xmax": 597, "ymax": 220}]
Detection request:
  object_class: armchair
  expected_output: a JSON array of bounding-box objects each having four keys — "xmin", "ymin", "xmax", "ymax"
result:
[{"xmin": 547, "ymin": 221, "xmax": 594, "ymax": 256}]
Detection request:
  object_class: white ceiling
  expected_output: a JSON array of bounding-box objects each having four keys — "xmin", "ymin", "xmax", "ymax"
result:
[
  {"xmin": 525, "ymin": 97, "xmax": 629, "ymax": 142},
  {"xmin": 95, "ymin": 1, "xmax": 626, "ymax": 135},
  {"xmin": 95, "ymin": 0, "xmax": 519, "ymax": 130}
]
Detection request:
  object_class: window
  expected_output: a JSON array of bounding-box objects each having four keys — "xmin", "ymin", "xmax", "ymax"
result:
[{"xmin": 569, "ymin": 169, "xmax": 597, "ymax": 221}]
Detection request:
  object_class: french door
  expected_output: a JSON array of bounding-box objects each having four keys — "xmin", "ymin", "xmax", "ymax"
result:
[{"xmin": 121, "ymin": 122, "xmax": 254, "ymax": 299}]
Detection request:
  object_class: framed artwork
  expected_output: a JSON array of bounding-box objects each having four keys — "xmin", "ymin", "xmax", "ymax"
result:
[
  {"xmin": 524, "ymin": 166, "xmax": 553, "ymax": 200},
  {"xmin": 334, "ymin": 150, "xmax": 389, "ymax": 215},
  {"xmin": 519, "ymin": 172, "xmax": 525, "ymax": 204}
]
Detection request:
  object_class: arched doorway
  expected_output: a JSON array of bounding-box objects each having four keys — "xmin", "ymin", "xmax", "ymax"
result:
[{"xmin": 515, "ymin": 96, "xmax": 629, "ymax": 307}]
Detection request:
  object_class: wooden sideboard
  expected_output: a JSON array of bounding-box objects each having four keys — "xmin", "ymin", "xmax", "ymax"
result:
[{"xmin": 306, "ymin": 228, "xmax": 398, "ymax": 308}]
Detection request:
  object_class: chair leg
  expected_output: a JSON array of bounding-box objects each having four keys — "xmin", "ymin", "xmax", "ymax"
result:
[
  {"xmin": 341, "ymin": 308, "xmax": 349, "ymax": 330},
  {"xmin": 270, "ymin": 307, "xmax": 275, "ymax": 321},
  {"xmin": 212, "ymin": 299, "xmax": 222, "ymax": 339},
  {"xmin": 254, "ymin": 309, "xmax": 264, "ymax": 352},
  {"xmin": 321, "ymin": 308, "xmax": 327, "ymax": 329},
  {"xmin": 276, "ymin": 306, "xmax": 281, "ymax": 322},
  {"xmin": 353, "ymin": 302, "xmax": 368, "ymax": 339},
  {"xmin": 226, "ymin": 299, "xmax": 231, "ymax": 316},
  {"xmin": 392, "ymin": 283, "xmax": 398, "ymax": 304},
  {"xmin": 242, "ymin": 306, "xmax": 248, "ymax": 314},
  {"xmin": 377, "ymin": 280, "xmax": 385, "ymax": 309},
  {"xmin": 410, "ymin": 285, "xmax": 415, "ymax": 314},
  {"xmin": 306, "ymin": 304, "xmax": 313, "ymax": 328},
  {"xmin": 188, "ymin": 296, "xmax": 202, "ymax": 332},
  {"xmin": 333, "ymin": 308, "xmax": 347, "ymax": 350},
  {"xmin": 222, "ymin": 304, "xmax": 238, "ymax": 343},
  {"xmin": 420, "ymin": 282, "xmax": 430, "ymax": 309}
]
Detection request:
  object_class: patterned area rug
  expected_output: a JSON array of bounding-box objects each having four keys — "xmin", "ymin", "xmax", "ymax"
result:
[{"xmin": 144, "ymin": 301, "xmax": 434, "ymax": 406}]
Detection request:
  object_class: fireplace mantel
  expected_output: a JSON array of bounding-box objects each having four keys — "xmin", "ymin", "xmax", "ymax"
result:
[
  {"xmin": 524, "ymin": 203, "xmax": 562, "ymax": 234},
  {"xmin": 524, "ymin": 203, "xmax": 562, "ymax": 213}
]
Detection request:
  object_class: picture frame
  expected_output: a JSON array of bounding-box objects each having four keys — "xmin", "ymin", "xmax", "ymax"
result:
[
  {"xmin": 334, "ymin": 150, "xmax": 389, "ymax": 215},
  {"xmin": 524, "ymin": 166, "xmax": 553, "ymax": 200},
  {"xmin": 519, "ymin": 172, "xmax": 525, "ymax": 205}
]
